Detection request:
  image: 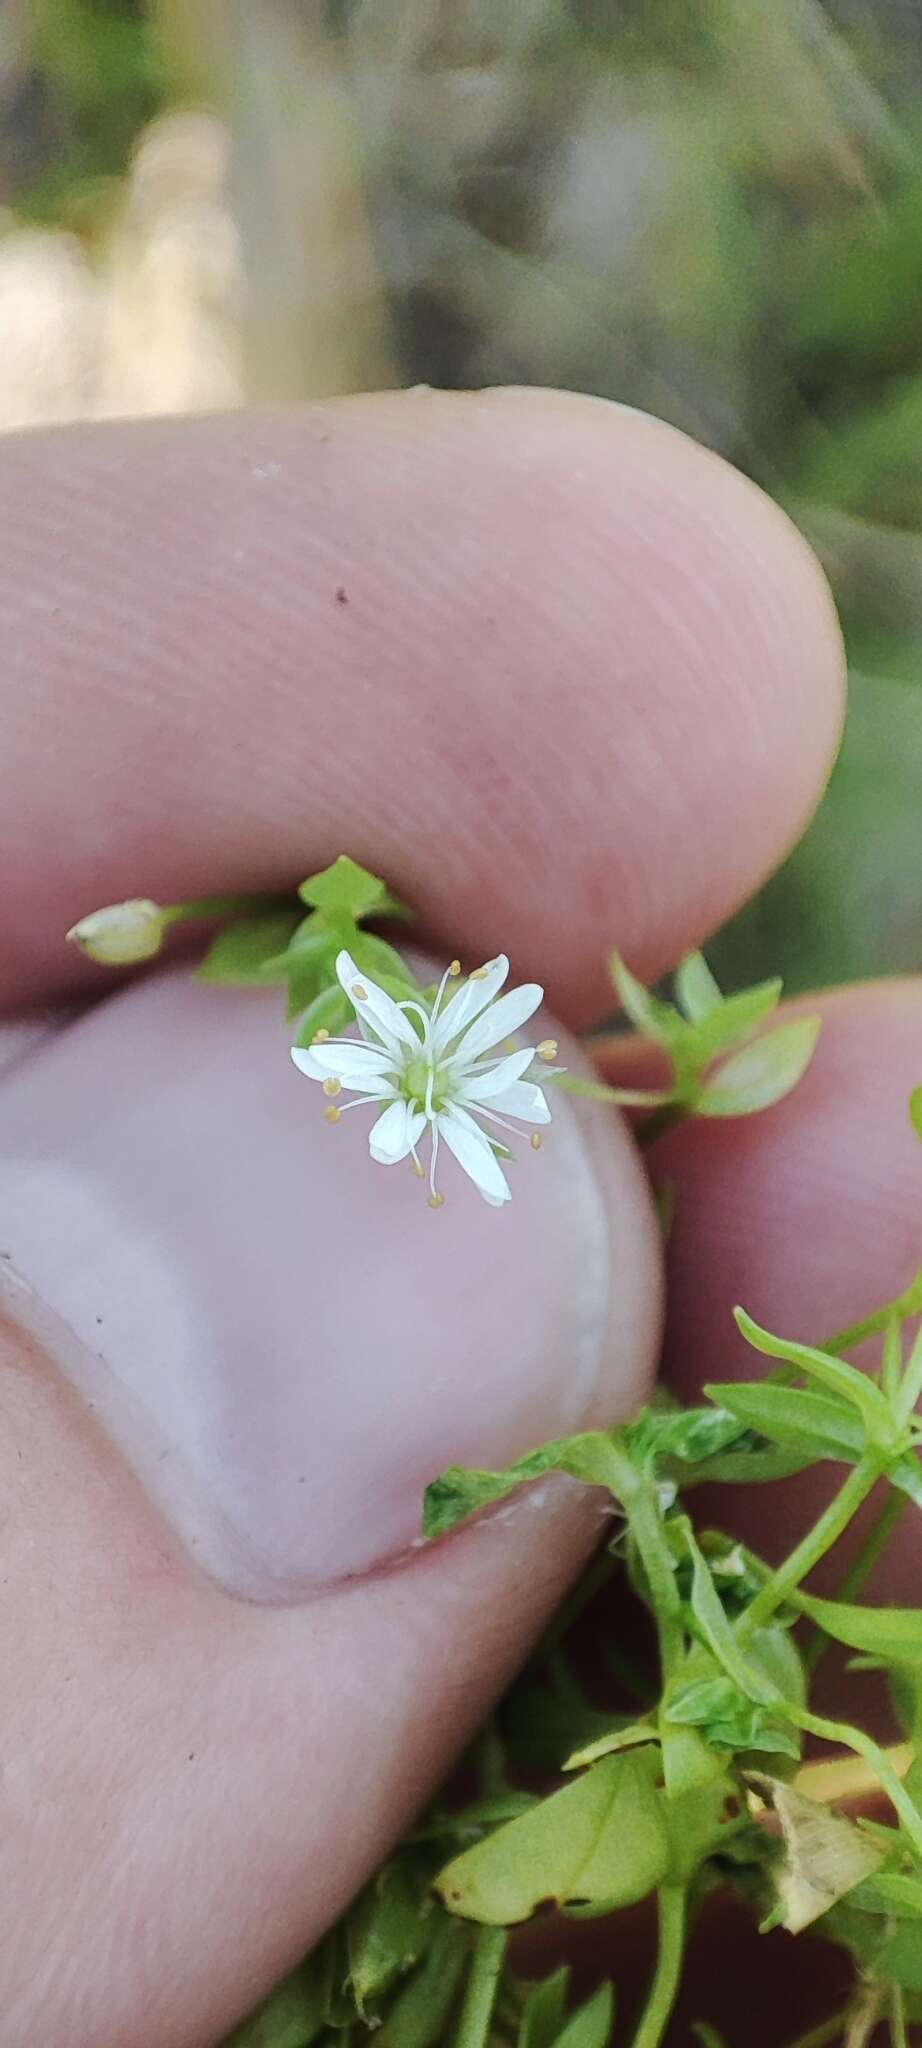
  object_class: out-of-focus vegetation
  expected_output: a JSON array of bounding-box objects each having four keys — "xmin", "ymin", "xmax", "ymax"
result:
[{"xmin": 3, "ymin": 0, "xmax": 922, "ymax": 993}]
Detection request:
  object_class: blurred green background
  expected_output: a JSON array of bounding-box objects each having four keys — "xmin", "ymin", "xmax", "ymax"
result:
[{"xmin": 3, "ymin": 0, "xmax": 922, "ymax": 995}]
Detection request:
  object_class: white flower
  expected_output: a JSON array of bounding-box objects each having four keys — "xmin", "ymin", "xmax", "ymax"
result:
[{"xmin": 291, "ymin": 951, "xmax": 559, "ymax": 1207}]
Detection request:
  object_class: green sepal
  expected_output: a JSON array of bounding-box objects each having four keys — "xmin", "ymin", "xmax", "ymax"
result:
[
  {"xmin": 695, "ymin": 1015, "xmax": 820, "ymax": 1117},
  {"xmin": 197, "ymin": 908, "xmax": 303, "ymax": 985},
  {"xmin": 293, "ymin": 986, "xmax": 354, "ymax": 1047}
]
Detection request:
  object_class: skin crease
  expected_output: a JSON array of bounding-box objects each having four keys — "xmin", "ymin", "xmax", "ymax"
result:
[{"xmin": 6, "ymin": 384, "xmax": 915, "ymax": 2048}]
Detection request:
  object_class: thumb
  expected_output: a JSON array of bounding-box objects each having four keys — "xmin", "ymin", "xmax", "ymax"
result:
[{"xmin": 0, "ymin": 962, "xmax": 661, "ymax": 2046}]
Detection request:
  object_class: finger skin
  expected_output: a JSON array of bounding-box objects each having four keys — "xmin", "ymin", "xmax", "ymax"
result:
[
  {"xmin": 0, "ymin": 1319, "xmax": 615, "ymax": 2048},
  {"xmin": 0, "ymin": 389, "xmax": 843, "ymax": 1019}
]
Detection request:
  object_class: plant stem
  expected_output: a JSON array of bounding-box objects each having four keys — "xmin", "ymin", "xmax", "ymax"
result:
[
  {"xmin": 166, "ymin": 891, "xmax": 294, "ymax": 924},
  {"xmin": 453, "ymin": 1928, "xmax": 507, "ymax": 2048},
  {"xmin": 803, "ymin": 1488, "xmax": 909, "ymax": 1675},
  {"xmin": 788, "ymin": 1707, "xmax": 922, "ymax": 1858},
  {"xmin": 782, "ymin": 2013, "xmax": 849, "ymax": 2048},
  {"xmin": 891, "ymin": 1984, "xmax": 908, "ymax": 2048},
  {"xmin": 635, "ymin": 1100, "xmax": 689, "ymax": 1147},
  {"xmin": 738, "ymin": 1458, "xmax": 881, "ymax": 1640},
  {"xmin": 630, "ymin": 1887, "xmax": 686, "ymax": 2048}
]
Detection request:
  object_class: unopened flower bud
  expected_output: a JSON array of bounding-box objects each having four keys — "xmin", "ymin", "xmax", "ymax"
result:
[{"xmin": 66, "ymin": 898, "xmax": 168, "ymax": 966}]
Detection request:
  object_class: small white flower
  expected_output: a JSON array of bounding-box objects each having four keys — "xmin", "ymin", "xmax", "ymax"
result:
[{"xmin": 291, "ymin": 951, "xmax": 559, "ymax": 1206}]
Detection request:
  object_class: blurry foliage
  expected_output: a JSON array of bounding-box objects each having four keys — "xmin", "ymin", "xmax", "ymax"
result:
[{"xmin": 8, "ymin": 0, "xmax": 922, "ymax": 991}]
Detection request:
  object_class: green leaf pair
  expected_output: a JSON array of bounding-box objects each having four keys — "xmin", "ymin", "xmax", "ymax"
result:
[{"xmin": 609, "ymin": 949, "xmax": 819, "ymax": 1123}]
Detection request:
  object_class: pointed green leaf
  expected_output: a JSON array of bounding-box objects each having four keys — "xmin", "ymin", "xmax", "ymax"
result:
[
  {"xmin": 517, "ymin": 1969, "xmax": 570, "ymax": 2048},
  {"xmin": 796, "ymin": 1593, "xmax": 922, "ymax": 1665},
  {"xmin": 850, "ymin": 1870, "xmax": 922, "ymax": 1919},
  {"xmin": 733, "ymin": 1310, "xmax": 896, "ymax": 1442},
  {"xmin": 684, "ymin": 1530, "xmax": 777, "ymax": 1705},
  {"xmin": 435, "ymin": 1753, "xmax": 668, "ymax": 1926},
  {"xmin": 691, "ymin": 980, "xmax": 783, "ymax": 1063},
  {"xmin": 695, "ymin": 1016, "xmax": 820, "ymax": 1117},
  {"xmin": 874, "ymin": 1922, "xmax": 922, "ymax": 1992},
  {"xmin": 554, "ymin": 1982, "xmax": 614, "ymax": 2048},
  {"xmin": 609, "ymin": 952, "xmax": 681, "ymax": 1047},
  {"xmin": 624, "ymin": 1405, "xmax": 746, "ymax": 1469},
  {"xmin": 692, "ymin": 2028, "xmax": 729, "ymax": 2048},
  {"xmin": 423, "ymin": 1434, "xmax": 630, "ymax": 1540},
  {"xmin": 564, "ymin": 1724, "xmax": 658, "ymax": 1771},
  {"xmin": 298, "ymin": 855, "xmax": 404, "ymax": 921},
  {"xmin": 349, "ymin": 930, "xmax": 418, "ymax": 991},
  {"xmin": 704, "ymin": 1382, "xmax": 864, "ymax": 1463},
  {"xmin": 345, "ymin": 1857, "xmax": 440, "ymax": 2018},
  {"xmin": 664, "ymin": 1677, "xmax": 799, "ymax": 1760},
  {"xmin": 198, "ymin": 909, "xmax": 302, "ymax": 985},
  {"xmin": 891, "ymin": 1454, "xmax": 922, "ymax": 1509},
  {"xmin": 675, "ymin": 952, "xmax": 723, "ymax": 1024}
]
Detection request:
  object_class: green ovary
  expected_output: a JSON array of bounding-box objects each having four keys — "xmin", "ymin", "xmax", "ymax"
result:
[{"xmin": 403, "ymin": 1056, "xmax": 444, "ymax": 1108}]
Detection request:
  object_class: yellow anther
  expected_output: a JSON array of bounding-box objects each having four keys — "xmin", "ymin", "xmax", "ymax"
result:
[
  {"xmin": 449, "ymin": 959, "xmax": 462, "ymax": 977},
  {"xmin": 411, "ymin": 1160, "xmax": 425, "ymax": 1178},
  {"xmin": 428, "ymin": 1192, "xmax": 445, "ymax": 1209},
  {"xmin": 537, "ymin": 1039, "xmax": 558, "ymax": 1062},
  {"xmin": 322, "ymin": 1076, "xmax": 342, "ymax": 1098},
  {"xmin": 531, "ymin": 1132, "xmax": 543, "ymax": 1151},
  {"xmin": 312, "ymin": 1027, "xmax": 330, "ymax": 1044},
  {"xmin": 470, "ymin": 967, "xmax": 489, "ymax": 981},
  {"xmin": 352, "ymin": 981, "xmax": 368, "ymax": 1001},
  {"xmin": 324, "ymin": 1105, "xmax": 342, "ymax": 1124}
]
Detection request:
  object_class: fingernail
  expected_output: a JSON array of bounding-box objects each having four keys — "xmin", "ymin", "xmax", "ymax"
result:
[{"xmin": 0, "ymin": 967, "xmax": 661, "ymax": 1596}]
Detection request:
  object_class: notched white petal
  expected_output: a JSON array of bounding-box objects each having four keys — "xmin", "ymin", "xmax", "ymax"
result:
[
  {"xmin": 458, "ymin": 1047, "xmax": 536, "ymax": 1102},
  {"xmin": 369, "ymin": 1099, "xmax": 426, "ymax": 1164},
  {"xmin": 430, "ymin": 954, "xmax": 510, "ymax": 1052}
]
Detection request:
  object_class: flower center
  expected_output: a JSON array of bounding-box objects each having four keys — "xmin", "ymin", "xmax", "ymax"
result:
[{"xmin": 403, "ymin": 1054, "xmax": 445, "ymax": 1110}]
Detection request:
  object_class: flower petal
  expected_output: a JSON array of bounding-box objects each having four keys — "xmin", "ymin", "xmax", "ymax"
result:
[
  {"xmin": 429, "ymin": 955, "xmax": 509, "ymax": 1053},
  {"xmin": 369, "ymin": 1099, "xmax": 427, "ymax": 1164},
  {"xmin": 483, "ymin": 1079, "xmax": 551, "ymax": 1124},
  {"xmin": 291, "ymin": 1039, "xmax": 397, "ymax": 1087},
  {"xmin": 335, "ymin": 951, "xmax": 420, "ymax": 1052},
  {"xmin": 437, "ymin": 1107, "xmax": 512, "ymax": 1206},
  {"xmin": 456, "ymin": 1047, "xmax": 537, "ymax": 1101},
  {"xmin": 448, "ymin": 982, "xmax": 544, "ymax": 1066}
]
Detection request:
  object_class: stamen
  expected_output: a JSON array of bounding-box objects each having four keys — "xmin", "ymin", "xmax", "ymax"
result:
[
  {"xmin": 324, "ymin": 1105, "xmax": 342, "ymax": 1124},
  {"xmin": 537, "ymin": 1040, "xmax": 558, "ymax": 1062},
  {"xmin": 449, "ymin": 959, "xmax": 461, "ymax": 976},
  {"xmin": 429, "ymin": 1122, "xmax": 441, "ymax": 1201},
  {"xmin": 470, "ymin": 966, "xmax": 489, "ymax": 981},
  {"xmin": 322, "ymin": 1077, "xmax": 342, "ymax": 1097},
  {"xmin": 531, "ymin": 1132, "xmax": 542, "ymax": 1150},
  {"xmin": 351, "ymin": 981, "xmax": 368, "ymax": 1001},
  {"xmin": 312, "ymin": 1027, "xmax": 331, "ymax": 1043},
  {"xmin": 428, "ymin": 1193, "xmax": 445, "ymax": 1209},
  {"xmin": 411, "ymin": 1159, "xmax": 425, "ymax": 1178}
]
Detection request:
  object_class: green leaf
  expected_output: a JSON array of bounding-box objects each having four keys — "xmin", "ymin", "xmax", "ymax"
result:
[
  {"xmin": 664, "ymin": 1676, "xmax": 800, "ymax": 1760},
  {"xmin": 690, "ymin": 979, "xmax": 783, "ymax": 1063},
  {"xmin": 910, "ymin": 1088, "xmax": 922, "ymax": 1143},
  {"xmin": 674, "ymin": 952, "xmax": 723, "ymax": 1024},
  {"xmin": 348, "ymin": 930, "xmax": 418, "ymax": 991},
  {"xmin": 564, "ymin": 1724, "xmax": 659, "ymax": 1771},
  {"xmin": 223, "ymin": 1957, "xmax": 331, "ymax": 2047},
  {"xmin": 891, "ymin": 1454, "xmax": 922, "ymax": 1510},
  {"xmin": 345, "ymin": 1857, "xmax": 440, "ymax": 2018},
  {"xmin": 298, "ymin": 855, "xmax": 404, "ymax": 921},
  {"xmin": 554, "ymin": 1982, "xmax": 614, "ymax": 2048},
  {"xmin": 517, "ymin": 1969, "xmax": 569, "ymax": 2048},
  {"xmin": 423, "ymin": 1434, "xmax": 629, "ymax": 1540},
  {"xmin": 293, "ymin": 986, "xmax": 353, "ymax": 1046},
  {"xmin": 796, "ymin": 1592, "xmax": 922, "ymax": 1665},
  {"xmin": 623, "ymin": 1405, "xmax": 746, "ymax": 1470},
  {"xmin": 377, "ymin": 1920, "xmax": 467, "ymax": 2047},
  {"xmin": 435, "ymin": 1753, "xmax": 668, "ymax": 1926},
  {"xmin": 692, "ymin": 2028, "xmax": 729, "ymax": 2048},
  {"xmin": 850, "ymin": 1870, "xmax": 922, "ymax": 1919},
  {"xmin": 705, "ymin": 1382, "xmax": 865, "ymax": 1463},
  {"xmin": 875, "ymin": 1922, "xmax": 922, "ymax": 1993},
  {"xmin": 695, "ymin": 1015, "xmax": 820, "ymax": 1116},
  {"xmin": 733, "ymin": 1310, "xmax": 898, "ymax": 1443},
  {"xmin": 684, "ymin": 1529, "xmax": 777, "ymax": 1705},
  {"xmin": 198, "ymin": 909, "xmax": 302, "ymax": 985},
  {"xmin": 609, "ymin": 952, "xmax": 681, "ymax": 1047}
]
